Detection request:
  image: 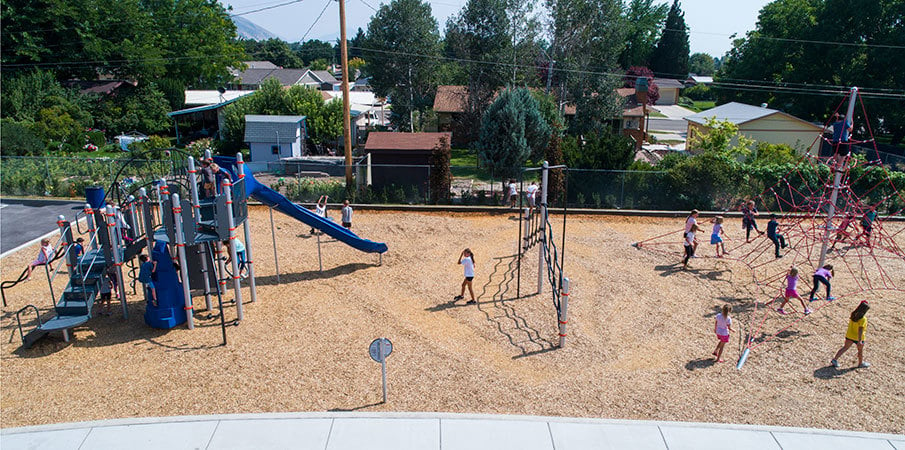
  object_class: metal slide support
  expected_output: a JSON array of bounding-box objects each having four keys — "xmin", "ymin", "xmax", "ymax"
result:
[
  {"xmin": 85, "ymin": 204, "xmax": 98, "ymax": 250},
  {"xmin": 818, "ymin": 87, "xmax": 858, "ymax": 269},
  {"xmin": 537, "ymin": 161, "xmax": 549, "ymax": 294},
  {"xmin": 187, "ymin": 157, "xmax": 213, "ymax": 310},
  {"xmin": 107, "ymin": 207, "xmax": 128, "ymax": 318},
  {"xmin": 222, "ymin": 179, "xmax": 244, "ymax": 321},
  {"xmin": 237, "ymin": 153, "xmax": 257, "ymax": 303},
  {"xmin": 317, "ymin": 233, "xmax": 324, "ymax": 272},
  {"xmin": 139, "ymin": 188, "xmax": 154, "ymax": 255},
  {"xmin": 558, "ymin": 277, "xmax": 570, "ymax": 348},
  {"xmin": 269, "ymin": 207, "xmax": 281, "ymax": 284},
  {"xmin": 155, "ymin": 180, "xmax": 164, "ymax": 227},
  {"xmin": 172, "ymin": 194, "xmax": 194, "ymax": 329},
  {"xmin": 522, "ymin": 207, "xmax": 530, "ymax": 253},
  {"xmin": 126, "ymin": 196, "xmax": 139, "ymax": 241}
]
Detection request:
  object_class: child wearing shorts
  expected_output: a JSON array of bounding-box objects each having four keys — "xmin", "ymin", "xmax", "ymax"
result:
[
  {"xmin": 712, "ymin": 304, "xmax": 733, "ymax": 363},
  {"xmin": 138, "ymin": 254, "xmax": 158, "ymax": 306},
  {"xmin": 710, "ymin": 216, "xmax": 728, "ymax": 257},
  {"xmin": 454, "ymin": 248, "xmax": 476, "ymax": 304},
  {"xmin": 776, "ymin": 267, "xmax": 809, "ymax": 315}
]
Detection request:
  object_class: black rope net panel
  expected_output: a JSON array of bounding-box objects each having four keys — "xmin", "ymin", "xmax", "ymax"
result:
[
  {"xmin": 540, "ymin": 208, "xmax": 565, "ymax": 321},
  {"xmin": 634, "ymin": 93, "xmax": 905, "ymax": 367}
]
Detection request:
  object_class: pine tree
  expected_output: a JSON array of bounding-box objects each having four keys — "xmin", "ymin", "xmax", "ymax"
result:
[{"xmin": 650, "ymin": 0, "xmax": 690, "ymax": 78}]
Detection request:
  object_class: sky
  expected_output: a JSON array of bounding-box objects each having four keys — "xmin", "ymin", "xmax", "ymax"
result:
[{"xmin": 225, "ymin": 0, "xmax": 772, "ymax": 58}]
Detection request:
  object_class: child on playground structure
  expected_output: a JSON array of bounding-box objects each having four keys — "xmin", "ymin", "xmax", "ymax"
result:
[
  {"xmin": 682, "ymin": 224, "xmax": 700, "ymax": 269},
  {"xmin": 138, "ymin": 254, "xmax": 158, "ymax": 307},
  {"xmin": 710, "ymin": 216, "xmax": 728, "ymax": 258},
  {"xmin": 97, "ymin": 266, "xmax": 116, "ymax": 316},
  {"xmin": 741, "ymin": 200, "xmax": 764, "ymax": 242},
  {"xmin": 831, "ymin": 213, "xmax": 858, "ymax": 251},
  {"xmin": 341, "ymin": 200, "xmax": 353, "ymax": 229},
  {"xmin": 24, "ymin": 238, "xmax": 55, "ymax": 281},
  {"xmin": 777, "ymin": 267, "xmax": 810, "ymax": 315},
  {"xmin": 526, "ymin": 181, "xmax": 539, "ymax": 217},
  {"xmin": 223, "ymin": 239, "xmax": 248, "ymax": 278},
  {"xmin": 310, "ymin": 195, "xmax": 328, "ymax": 234},
  {"xmin": 856, "ymin": 206, "xmax": 877, "ymax": 244},
  {"xmin": 712, "ymin": 304, "xmax": 733, "ymax": 363},
  {"xmin": 766, "ymin": 214, "xmax": 787, "ymax": 258},
  {"xmin": 72, "ymin": 237, "xmax": 85, "ymax": 261},
  {"xmin": 832, "ymin": 300, "xmax": 870, "ymax": 369},
  {"xmin": 454, "ymin": 248, "xmax": 476, "ymax": 304},
  {"xmin": 808, "ymin": 264, "xmax": 835, "ymax": 302}
]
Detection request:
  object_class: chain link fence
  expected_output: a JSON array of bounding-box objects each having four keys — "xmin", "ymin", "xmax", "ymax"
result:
[{"xmin": 1, "ymin": 156, "xmax": 176, "ymax": 198}]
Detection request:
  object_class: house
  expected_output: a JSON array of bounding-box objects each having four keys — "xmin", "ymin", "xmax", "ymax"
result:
[
  {"xmin": 242, "ymin": 61, "xmax": 278, "ymax": 69},
  {"xmin": 61, "ymin": 79, "xmax": 137, "ymax": 96},
  {"xmin": 363, "ymin": 132, "xmax": 451, "ymax": 193},
  {"xmin": 684, "ymin": 102, "xmax": 823, "ymax": 151},
  {"xmin": 168, "ymin": 93, "xmax": 255, "ymax": 143},
  {"xmin": 323, "ymin": 91, "xmax": 390, "ymax": 144},
  {"xmin": 651, "ymin": 78, "xmax": 685, "ymax": 105},
  {"xmin": 228, "ymin": 66, "xmax": 339, "ymax": 91},
  {"xmin": 685, "ymin": 75, "xmax": 713, "ymax": 86},
  {"xmin": 244, "ymin": 115, "xmax": 307, "ymax": 162},
  {"xmin": 183, "ymin": 90, "xmax": 255, "ymax": 107}
]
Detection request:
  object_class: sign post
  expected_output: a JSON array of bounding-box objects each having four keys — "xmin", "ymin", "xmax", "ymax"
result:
[{"xmin": 368, "ymin": 338, "xmax": 393, "ymax": 403}]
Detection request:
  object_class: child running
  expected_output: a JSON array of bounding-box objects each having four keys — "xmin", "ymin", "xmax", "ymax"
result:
[
  {"xmin": 766, "ymin": 214, "xmax": 787, "ymax": 258},
  {"xmin": 808, "ymin": 264, "xmax": 835, "ymax": 302},
  {"xmin": 710, "ymin": 216, "xmax": 728, "ymax": 257},
  {"xmin": 454, "ymin": 248, "xmax": 476, "ymax": 304},
  {"xmin": 741, "ymin": 200, "xmax": 764, "ymax": 242},
  {"xmin": 24, "ymin": 238, "xmax": 55, "ymax": 281},
  {"xmin": 831, "ymin": 300, "xmax": 870, "ymax": 369},
  {"xmin": 712, "ymin": 304, "xmax": 733, "ymax": 363},
  {"xmin": 776, "ymin": 267, "xmax": 810, "ymax": 315}
]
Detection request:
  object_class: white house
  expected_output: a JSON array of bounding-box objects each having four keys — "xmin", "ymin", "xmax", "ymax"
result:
[
  {"xmin": 652, "ymin": 78, "xmax": 685, "ymax": 105},
  {"xmin": 244, "ymin": 115, "xmax": 307, "ymax": 162},
  {"xmin": 685, "ymin": 102, "xmax": 823, "ymax": 151}
]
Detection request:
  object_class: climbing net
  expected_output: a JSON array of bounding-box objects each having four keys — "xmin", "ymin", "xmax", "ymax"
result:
[{"xmin": 635, "ymin": 92, "xmax": 905, "ymax": 367}]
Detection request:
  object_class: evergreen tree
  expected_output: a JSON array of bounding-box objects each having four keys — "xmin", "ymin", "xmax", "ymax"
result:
[
  {"xmin": 619, "ymin": 0, "xmax": 669, "ymax": 68},
  {"xmin": 476, "ymin": 87, "xmax": 551, "ymax": 178},
  {"xmin": 650, "ymin": 0, "xmax": 690, "ymax": 78}
]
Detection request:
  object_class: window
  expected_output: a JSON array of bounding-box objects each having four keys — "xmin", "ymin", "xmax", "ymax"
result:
[{"xmin": 271, "ymin": 145, "xmax": 280, "ymax": 155}]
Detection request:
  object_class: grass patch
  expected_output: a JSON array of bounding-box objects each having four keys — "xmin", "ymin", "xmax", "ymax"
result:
[
  {"xmin": 687, "ymin": 101, "xmax": 715, "ymax": 113},
  {"xmin": 648, "ymin": 110, "xmax": 668, "ymax": 118}
]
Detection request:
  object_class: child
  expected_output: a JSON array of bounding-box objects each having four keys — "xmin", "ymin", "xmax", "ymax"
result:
[
  {"xmin": 454, "ymin": 248, "xmax": 476, "ymax": 304},
  {"xmin": 138, "ymin": 254, "xmax": 158, "ymax": 307},
  {"xmin": 776, "ymin": 267, "xmax": 810, "ymax": 315},
  {"xmin": 341, "ymin": 200, "xmax": 353, "ymax": 229},
  {"xmin": 831, "ymin": 300, "xmax": 870, "ymax": 369},
  {"xmin": 525, "ymin": 181, "xmax": 538, "ymax": 217},
  {"xmin": 682, "ymin": 224, "xmax": 699, "ymax": 269},
  {"xmin": 831, "ymin": 213, "xmax": 858, "ymax": 251},
  {"xmin": 766, "ymin": 214, "xmax": 787, "ymax": 258},
  {"xmin": 808, "ymin": 264, "xmax": 835, "ymax": 302},
  {"xmin": 710, "ymin": 216, "xmax": 728, "ymax": 257},
  {"xmin": 857, "ymin": 207, "xmax": 877, "ymax": 244},
  {"xmin": 72, "ymin": 237, "xmax": 85, "ymax": 262},
  {"xmin": 712, "ymin": 304, "xmax": 733, "ymax": 363},
  {"xmin": 24, "ymin": 238, "xmax": 55, "ymax": 281},
  {"xmin": 741, "ymin": 200, "xmax": 764, "ymax": 242},
  {"xmin": 222, "ymin": 239, "xmax": 248, "ymax": 278},
  {"xmin": 97, "ymin": 266, "xmax": 117, "ymax": 316},
  {"xmin": 508, "ymin": 180, "xmax": 518, "ymax": 208},
  {"xmin": 310, "ymin": 195, "xmax": 328, "ymax": 234}
]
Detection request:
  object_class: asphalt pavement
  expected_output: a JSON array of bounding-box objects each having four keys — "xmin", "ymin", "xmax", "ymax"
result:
[{"xmin": 0, "ymin": 199, "xmax": 85, "ymax": 255}]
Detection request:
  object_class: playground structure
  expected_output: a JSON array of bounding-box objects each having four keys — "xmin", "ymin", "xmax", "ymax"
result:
[
  {"xmin": 633, "ymin": 88, "xmax": 905, "ymax": 369},
  {"xmin": 5, "ymin": 150, "xmax": 388, "ymax": 349},
  {"xmin": 515, "ymin": 162, "xmax": 571, "ymax": 347}
]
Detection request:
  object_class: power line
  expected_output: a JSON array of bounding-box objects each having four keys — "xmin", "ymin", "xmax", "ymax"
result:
[
  {"xmin": 661, "ymin": 28, "xmax": 905, "ymax": 51},
  {"xmin": 299, "ymin": 0, "xmax": 332, "ymax": 43},
  {"xmin": 231, "ymin": 0, "xmax": 304, "ymax": 16},
  {"xmin": 359, "ymin": 0, "xmax": 379, "ymax": 13}
]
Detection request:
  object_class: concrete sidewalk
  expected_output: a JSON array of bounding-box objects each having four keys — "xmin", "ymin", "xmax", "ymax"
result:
[{"xmin": 2, "ymin": 412, "xmax": 902, "ymax": 450}]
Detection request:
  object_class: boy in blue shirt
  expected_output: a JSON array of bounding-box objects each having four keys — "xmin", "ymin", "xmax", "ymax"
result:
[
  {"xmin": 767, "ymin": 214, "xmax": 787, "ymax": 258},
  {"xmin": 138, "ymin": 254, "xmax": 158, "ymax": 306}
]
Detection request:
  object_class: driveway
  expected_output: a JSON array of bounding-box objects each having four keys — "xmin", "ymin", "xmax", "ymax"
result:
[
  {"xmin": 0, "ymin": 199, "xmax": 85, "ymax": 256},
  {"xmin": 655, "ymin": 104, "xmax": 696, "ymax": 119},
  {"xmin": 648, "ymin": 117, "xmax": 687, "ymax": 133}
]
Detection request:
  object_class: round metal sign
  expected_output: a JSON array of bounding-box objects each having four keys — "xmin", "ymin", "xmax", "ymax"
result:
[{"xmin": 369, "ymin": 338, "xmax": 393, "ymax": 363}]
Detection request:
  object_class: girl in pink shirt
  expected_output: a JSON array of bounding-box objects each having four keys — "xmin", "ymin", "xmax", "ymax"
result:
[
  {"xmin": 712, "ymin": 304, "xmax": 733, "ymax": 363},
  {"xmin": 808, "ymin": 265, "xmax": 835, "ymax": 302},
  {"xmin": 776, "ymin": 267, "xmax": 810, "ymax": 315}
]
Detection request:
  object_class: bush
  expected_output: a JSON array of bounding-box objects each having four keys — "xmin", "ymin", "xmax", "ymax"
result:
[
  {"xmin": 0, "ymin": 119, "xmax": 45, "ymax": 156},
  {"xmin": 684, "ymin": 84, "xmax": 713, "ymax": 101}
]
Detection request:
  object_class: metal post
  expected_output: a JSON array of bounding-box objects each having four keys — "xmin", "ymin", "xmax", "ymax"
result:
[
  {"xmin": 139, "ymin": 188, "xmax": 154, "ymax": 255},
  {"xmin": 107, "ymin": 207, "xmax": 128, "ymax": 318},
  {"xmin": 57, "ymin": 216, "xmax": 73, "ymax": 279},
  {"xmin": 155, "ymin": 179, "xmax": 165, "ymax": 227},
  {"xmin": 818, "ymin": 87, "xmax": 858, "ymax": 268},
  {"xmin": 222, "ymin": 179, "xmax": 244, "ymax": 321},
  {"xmin": 171, "ymin": 194, "xmax": 194, "ymax": 329},
  {"xmin": 380, "ymin": 339, "xmax": 389, "ymax": 402},
  {"xmin": 538, "ymin": 161, "xmax": 549, "ymax": 294},
  {"xmin": 559, "ymin": 277, "xmax": 570, "ymax": 348},
  {"xmin": 317, "ymin": 232, "xmax": 324, "ymax": 272},
  {"xmin": 85, "ymin": 204, "xmax": 98, "ymax": 250},
  {"xmin": 237, "ymin": 153, "xmax": 257, "ymax": 303},
  {"xmin": 126, "ymin": 196, "xmax": 139, "ymax": 241},
  {"xmin": 185, "ymin": 158, "xmax": 213, "ymax": 310},
  {"xmin": 269, "ymin": 207, "xmax": 280, "ymax": 284}
]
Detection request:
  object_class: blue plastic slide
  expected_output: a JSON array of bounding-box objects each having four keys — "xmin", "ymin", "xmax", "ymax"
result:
[
  {"xmin": 214, "ymin": 157, "xmax": 388, "ymax": 254},
  {"xmin": 144, "ymin": 240, "xmax": 188, "ymax": 329}
]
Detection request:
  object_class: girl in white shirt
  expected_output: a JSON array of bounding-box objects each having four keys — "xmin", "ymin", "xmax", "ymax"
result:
[{"xmin": 455, "ymin": 248, "xmax": 476, "ymax": 304}]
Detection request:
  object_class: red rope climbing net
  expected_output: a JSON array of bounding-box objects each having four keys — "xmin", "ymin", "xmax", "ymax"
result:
[{"xmin": 634, "ymin": 93, "xmax": 905, "ymax": 366}]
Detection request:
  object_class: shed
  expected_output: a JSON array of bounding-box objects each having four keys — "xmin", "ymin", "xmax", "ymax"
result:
[
  {"xmin": 685, "ymin": 102, "xmax": 822, "ymax": 151},
  {"xmin": 364, "ymin": 132, "xmax": 451, "ymax": 194},
  {"xmin": 652, "ymin": 78, "xmax": 685, "ymax": 105},
  {"xmin": 244, "ymin": 115, "xmax": 307, "ymax": 162}
]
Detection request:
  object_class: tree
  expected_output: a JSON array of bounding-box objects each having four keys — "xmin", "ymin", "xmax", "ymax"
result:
[
  {"xmin": 689, "ymin": 52, "xmax": 715, "ymax": 75},
  {"xmin": 294, "ymin": 40, "xmax": 335, "ymax": 66},
  {"xmin": 687, "ymin": 118, "xmax": 754, "ymax": 159},
  {"xmin": 363, "ymin": 0, "xmax": 441, "ymax": 132},
  {"xmin": 619, "ymin": 0, "xmax": 669, "ymax": 68},
  {"xmin": 548, "ymin": 0, "xmax": 626, "ymax": 134},
  {"xmin": 476, "ymin": 88, "xmax": 551, "ymax": 178},
  {"xmin": 650, "ymin": 0, "xmax": 690, "ymax": 78},
  {"xmin": 561, "ymin": 131, "xmax": 635, "ymax": 170},
  {"xmin": 92, "ymin": 83, "xmax": 171, "ymax": 135},
  {"xmin": 251, "ymin": 39, "xmax": 304, "ymax": 68},
  {"xmin": 623, "ymin": 66, "xmax": 660, "ymax": 104}
]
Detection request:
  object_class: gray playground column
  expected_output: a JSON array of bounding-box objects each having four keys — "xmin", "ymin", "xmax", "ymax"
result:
[
  {"xmin": 818, "ymin": 87, "xmax": 858, "ymax": 268},
  {"xmin": 522, "ymin": 207, "xmax": 530, "ymax": 254},
  {"xmin": 236, "ymin": 153, "xmax": 257, "ymax": 303},
  {"xmin": 171, "ymin": 194, "xmax": 195, "ymax": 329},
  {"xmin": 187, "ymin": 157, "xmax": 213, "ymax": 310},
  {"xmin": 126, "ymin": 195, "xmax": 139, "ymax": 240},
  {"xmin": 537, "ymin": 161, "xmax": 549, "ymax": 294},
  {"xmin": 85, "ymin": 204, "xmax": 98, "ymax": 250},
  {"xmin": 107, "ymin": 206, "xmax": 128, "ymax": 318},
  {"xmin": 139, "ymin": 188, "xmax": 154, "ymax": 254},
  {"xmin": 222, "ymin": 179, "xmax": 244, "ymax": 321},
  {"xmin": 155, "ymin": 180, "xmax": 165, "ymax": 227},
  {"xmin": 57, "ymin": 215, "xmax": 74, "ymax": 278},
  {"xmin": 559, "ymin": 277, "xmax": 570, "ymax": 348}
]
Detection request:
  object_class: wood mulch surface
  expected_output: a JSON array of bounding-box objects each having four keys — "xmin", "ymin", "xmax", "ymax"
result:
[{"xmin": 1, "ymin": 208, "xmax": 903, "ymax": 433}]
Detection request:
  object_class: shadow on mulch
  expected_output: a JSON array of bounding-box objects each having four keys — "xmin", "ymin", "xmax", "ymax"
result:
[
  {"xmin": 813, "ymin": 365, "xmax": 858, "ymax": 379},
  {"xmin": 654, "ymin": 263, "xmax": 732, "ymax": 282},
  {"xmin": 328, "ymin": 401, "xmax": 384, "ymax": 412},
  {"xmin": 253, "ymin": 262, "xmax": 375, "ymax": 286},
  {"xmin": 703, "ymin": 296, "xmax": 757, "ymax": 318},
  {"xmin": 685, "ymin": 357, "xmax": 717, "ymax": 370}
]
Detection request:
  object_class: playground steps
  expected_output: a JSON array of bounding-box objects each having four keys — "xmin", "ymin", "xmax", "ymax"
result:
[{"xmin": 56, "ymin": 285, "xmax": 97, "ymax": 316}]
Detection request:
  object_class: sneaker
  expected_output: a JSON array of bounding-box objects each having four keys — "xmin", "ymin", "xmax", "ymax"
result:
[
  {"xmin": 466, "ymin": 299, "xmax": 476, "ymax": 304},
  {"xmin": 777, "ymin": 308, "xmax": 787, "ymax": 315},
  {"xmin": 831, "ymin": 359, "xmax": 839, "ymax": 369},
  {"xmin": 775, "ymin": 254, "xmax": 783, "ymax": 258},
  {"xmin": 453, "ymin": 295, "xmax": 464, "ymax": 301},
  {"xmin": 809, "ymin": 297, "xmax": 818, "ymax": 303},
  {"xmin": 827, "ymin": 296, "xmax": 836, "ymax": 302},
  {"xmin": 804, "ymin": 308, "xmax": 812, "ymax": 315},
  {"xmin": 859, "ymin": 362, "xmax": 871, "ymax": 368}
]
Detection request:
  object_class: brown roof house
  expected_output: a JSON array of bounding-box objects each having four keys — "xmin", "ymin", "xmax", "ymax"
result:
[{"xmin": 363, "ymin": 132, "xmax": 451, "ymax": 197}]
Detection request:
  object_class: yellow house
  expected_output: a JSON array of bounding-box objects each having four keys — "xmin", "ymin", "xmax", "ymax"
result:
[{"xmin": 685, "ymin": 102, "xmax": 823, "ymax": 152}]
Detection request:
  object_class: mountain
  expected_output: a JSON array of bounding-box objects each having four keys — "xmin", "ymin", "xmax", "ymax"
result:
[{"xmin": 232, "ymin": 16, "xmax": 280, "ymax": 41}]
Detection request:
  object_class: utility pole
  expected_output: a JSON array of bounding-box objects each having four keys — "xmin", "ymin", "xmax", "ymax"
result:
[{"xmin": 339, "ymin": 0, "xmax": 353, "ymax": 186}]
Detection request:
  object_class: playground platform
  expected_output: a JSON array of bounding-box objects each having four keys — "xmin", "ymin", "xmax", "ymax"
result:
[{"xmin": 2, "ymin": 412, "xmax": 902, "ymax": 450}]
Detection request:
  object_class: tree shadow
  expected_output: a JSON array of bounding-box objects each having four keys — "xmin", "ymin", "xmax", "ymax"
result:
[
  {"xmin": 703, "ymin": 296, "xmax": 757, "ymax": 318},
  {"xmin": 685, "ymin": 357, "xmax": 716, "ymax": 371},
  {"xmin": 254, "ymin": 262, "xmax": 374, "ymax": 286},
  {"xmin": 813, "ymin": 365, "xmax": 857, "ymax": 380},
  {"xmin": 654, "ymin": 263, "xmax": 733, "ymax": 283}
]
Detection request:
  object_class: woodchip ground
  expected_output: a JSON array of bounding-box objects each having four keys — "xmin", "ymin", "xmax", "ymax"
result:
[{"xmin": 2, "ymin": 208, "xmax": 904, "ymax": 433}]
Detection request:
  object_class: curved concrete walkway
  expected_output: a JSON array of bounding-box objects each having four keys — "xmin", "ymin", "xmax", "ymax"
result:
[{"xmin": 2, "ymin": 412, "xmax": 903, "ymax": 450}]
